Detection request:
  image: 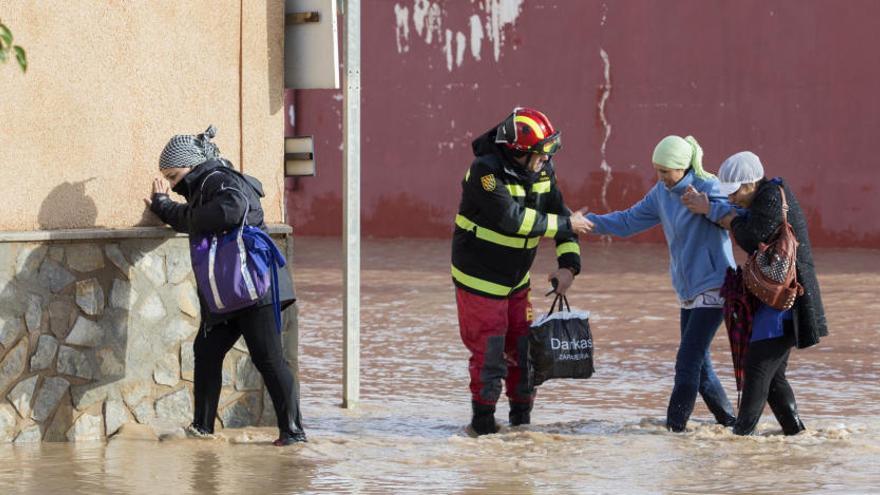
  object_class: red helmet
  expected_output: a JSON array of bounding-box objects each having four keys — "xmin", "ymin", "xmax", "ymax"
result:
[{"xmin": 495, "ymin": 107, "xmax": 562, "ymax": 156}]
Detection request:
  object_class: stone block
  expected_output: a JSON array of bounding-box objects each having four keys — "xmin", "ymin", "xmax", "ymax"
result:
[
  {"xmin": 155, "ymin": 388, "xmax": 192, "ymax": 425},
  {"xmin": 31, "ymin": 376, "xmax": 70, "ymax": 422},
  {"xmin": 57, "ymin": 346, "xmax": 95, "ymax": 380},
  {"xmin": 180, "ymin": 343, "xmax": 194, "ymax": 381},
  {"xmin": 133, "ymin": 252, "xmax": 167, "ymax": 287},
  {"xmin": 48, "ymin": 247, "xmax": 64, "ymax": 262},
  {"xmin": 166, "ymin": 250, "xmax": 191, "ymax": 285},
  {"xmin": 122, "ymin": 381, "xmax": 152, "ymax": 408},
  {"xmin": 96, "ymin": 347, "xmax": 125, "ymax": 378},
  {"xmin": 160, "ymin": 319, "xmax": 197, "ymax": 347},
  {"xmin": 66, "ymin": 317, "xmax": 103, "ymax": 347},
  {"xmin": 14, "ymin": 424, "xmax": 42, "ymax": 443},
  {"xmin": 25, "ymin": 293, "xmax": 43, "ymax": 333},
  {"xmin": 175, "ymin": 282, "xmax": 200, "ymax": 318},
  {"xmin": 110, "ymin": 279, "xmax": 138, "ymax": 310},
  {"xmin": 99, "ymin": 310, "xmax": 128, "ymax": 345},
  {"xmin": 153, "ymin": 355, "xmax": 180, "ymax": 387},
  {"xmin": 0, "ymin": 339, "xmax": 28, "ymax": 396},
  {"xmin": 219, "ymin": 392, "xmax": 260, "ymax": 428},
  {"xmin": 104, "ymin": 400, "xmax": 129, "ymax": 437},
  {"xmin": 8, "ymin": 375, "xmax": 38, "ymax": 418},
  {"xmin": 48, "ymin": 300, "xmax": 78, "ymax": 340},
  {"xmin": 235, "ymin": 356, "xmax": 262, "ymax": 391},
  {"xmin": 42, "ymin": 394, "xmax": 74, "ymax": 442},
  {"xmin": 222, "ymin": 352, "xmax": 235, "ymax": 387},
  {"xmin": 259, "ymin": 388, "xmax": 276, "ymax": 427},
  {"xmin": 66, "ymin": 245, "xmax": 105, "ymax": 273},
  {"xmin": 67, "ymin": 413, "xmax": 103, "ymax": 442},
  {"xmin": 0, "ymin": 404, "xmax": 16, "ymax": 442},
  {"xmin": 0, "ymin": 315, "xmax": 24, "ymax": 349},
  {"xmin": 75, "ymin": 279, "xmax": 105, "ymax": 316},
  {"xmin": 71, "ymin": 384, "xmax": 109, "ymax": 411},
  {"xmin": 38, "ymin": 259, "xmax": 76, "ymax": 293},
  {"xmin": 104, "ymin": 245, "xmax": 132, "ymax": 278},
  {"xmin": 15, "ymin": 245, "xmax": 48, "ymax": 281},
  {"xmin": 30, "ymin": 334, "xmax": 59, "ymax": 371},
  {"xmin": 138, "ymin": 293, "xmax": 167, "ymax": 321},
  {"xmin": 131, "ymin": 401, "xmax": 156, "ymax": 424}
]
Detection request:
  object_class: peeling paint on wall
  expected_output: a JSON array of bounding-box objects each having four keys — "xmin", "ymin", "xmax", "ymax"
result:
[
  {"xmin": 443, "ymin": 29, "xmax": 453, "ymax": 71},
  {"xmin": 393, "ymin": 0, "xmax": 524, "ymax": 70},
  {"xmin": 469, "ymin": 15, "xmax": 484, "ymax": 60},
  {"xmin": 598, "ymin": 47, "xmax": 613, "ymax": 213},
  {"xmin": 486, "ymin": 0, "xmax": 525, "ymax": 62},
  {"xmin": 456, "ymin": 31, "xmax": 467, "ymax": 67},
  {"xmin": 394, "ymin": 4, "xmax": 410, "ymax": 53}
]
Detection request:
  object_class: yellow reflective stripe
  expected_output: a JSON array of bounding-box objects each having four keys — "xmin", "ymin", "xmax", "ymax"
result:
[
  {"xmin": 465, "ymin": 169, "xmax": 471, "ymax": 181},
  {"xmin": 532, "ymin": 181, "xmax": 551, "ymax": 194},
  {"xmin": 545, "ymin": 213, "xmax": 558, "ymax": 238},
  {"xmin": 514, "ymin": 116, "xmax": 545, "ymax": 139},
  {"xmin": 455, "ymin": 214, "xmax": 539, "ymax": 249},
  {"xmin": 506, "ymin": 184, "xmax": 526, "ymax": 197},
  {"xmin": 452, "ymin": 266, "xmax": 531, "ymax": 296},
  {"xmin": 556, "ymin": 241, "xmax": 580, "ymax": 257},
  {"xmin": 517, "ymin": 208, "xmax": 537, "ymax": 236}
]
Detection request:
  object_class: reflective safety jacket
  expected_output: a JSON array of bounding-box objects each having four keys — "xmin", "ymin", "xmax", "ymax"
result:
[{"xmin": 451, "ymin": 129, "xmax": 581, "ymax": 298}]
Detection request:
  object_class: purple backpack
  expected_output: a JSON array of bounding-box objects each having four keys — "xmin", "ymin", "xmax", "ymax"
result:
[{"xmin": 189, "ymin": 172, "xmax": 286, "ymax": 331}]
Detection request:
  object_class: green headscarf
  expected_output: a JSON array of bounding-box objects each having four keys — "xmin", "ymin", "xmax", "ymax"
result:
[{"xmin": 651, "ymin": 135, "xmax": 715, "ymax": 180}]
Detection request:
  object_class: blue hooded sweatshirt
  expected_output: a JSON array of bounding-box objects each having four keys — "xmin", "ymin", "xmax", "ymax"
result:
[{"xmin": 586, "ymin": 170, "xmax": 736, "ymax": 301}]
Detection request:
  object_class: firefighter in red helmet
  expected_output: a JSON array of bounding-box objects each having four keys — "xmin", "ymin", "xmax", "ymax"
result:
[{"xmin": 452, "ymin": 107, "xmax": 594, "ymax": 435}]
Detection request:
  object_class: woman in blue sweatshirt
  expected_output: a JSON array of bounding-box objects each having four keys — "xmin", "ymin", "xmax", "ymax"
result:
[{"xmin": 585, "ymin": 135, "xmax": 736, "ymax": 432}]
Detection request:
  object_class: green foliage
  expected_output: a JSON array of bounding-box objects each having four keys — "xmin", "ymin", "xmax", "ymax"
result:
[{"xmin": 0, "ymin": 19, "xmax": 27, "ymax": 72}]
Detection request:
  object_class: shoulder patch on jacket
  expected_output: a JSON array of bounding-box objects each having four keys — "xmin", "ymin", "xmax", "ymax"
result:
[{"xmin": 480, "ymin": 174, "xmax": 496, "ymax": 192}]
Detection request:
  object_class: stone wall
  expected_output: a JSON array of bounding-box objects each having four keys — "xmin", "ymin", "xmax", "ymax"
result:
[{"xmin": 0, "ymin": 227, "xmax": 296, "ymax": 442}]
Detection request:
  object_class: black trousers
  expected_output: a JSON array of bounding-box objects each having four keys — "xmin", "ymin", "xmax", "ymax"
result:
[
  {"xmin": 733, "ymin": 321, "xmax": 805, "ymax": 436},
  {"xmin": 193, "ymin": 304, "xmax": 304, "ymax": 435}
]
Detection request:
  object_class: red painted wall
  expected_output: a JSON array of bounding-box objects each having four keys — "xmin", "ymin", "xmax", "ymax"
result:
[{"xmin": 287, "ymin": 0, "xmax": 880, "ymax": 247}]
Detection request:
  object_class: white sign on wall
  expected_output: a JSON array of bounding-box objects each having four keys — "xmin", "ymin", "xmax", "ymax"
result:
[{"xmin": 284, "ymin": 0, "xmax": 340, "ymax": 89}]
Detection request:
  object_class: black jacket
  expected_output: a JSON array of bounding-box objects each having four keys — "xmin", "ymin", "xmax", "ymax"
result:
[
  {"xmin": 451, "ymin": 128, "xmax": 581, "ymax": 298},
  {"xmin": 150, "ymin": 159, "xmax": 295, "ymax": 326},
  {"xmin": 730, "ymin": 178, "xmax": 828, "ymax": 348}
]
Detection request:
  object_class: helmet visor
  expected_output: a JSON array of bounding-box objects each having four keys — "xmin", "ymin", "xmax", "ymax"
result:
[{"xmin": 531, "ymin": 132, "xmax": 562, "ymax": 156}]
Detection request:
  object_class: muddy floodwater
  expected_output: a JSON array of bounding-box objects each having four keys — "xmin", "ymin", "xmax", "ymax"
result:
[{"xmin": 2, "ymin": 238, "xmax": 878, "ymax": 494}]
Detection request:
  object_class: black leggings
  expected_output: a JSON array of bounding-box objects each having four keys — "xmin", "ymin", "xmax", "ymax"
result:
[
  {"xmin": 193, "ymin": 304, "xmax": 303, "ymax": 435},
  {"xmin": 733, "ymin": 322, "xmax": 805, "ymax": 436}
]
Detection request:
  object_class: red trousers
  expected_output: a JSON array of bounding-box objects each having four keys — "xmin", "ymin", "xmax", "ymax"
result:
[{"xmin": 456, "ymin": 287, "xmax": 535, "ymax": 406}]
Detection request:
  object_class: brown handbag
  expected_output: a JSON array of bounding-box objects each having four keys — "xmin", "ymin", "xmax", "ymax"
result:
[{"xmin": 742, "ymin": 186, "xmax": 804, "ymax": 310}]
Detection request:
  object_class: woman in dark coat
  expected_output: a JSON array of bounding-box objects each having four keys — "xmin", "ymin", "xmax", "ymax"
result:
[
  {"xmin": 684, "ymin": 151, "xmax": 828, "ymax": 435},
  {"xmin": 146, "ymin": 126, "xmax": 306, "ymax": 445}
]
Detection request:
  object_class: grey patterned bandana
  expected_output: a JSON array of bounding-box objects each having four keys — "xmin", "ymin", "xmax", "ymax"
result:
[{"xmin": 158, "ymin": 125, "xmax": 221, "ymax": 169}]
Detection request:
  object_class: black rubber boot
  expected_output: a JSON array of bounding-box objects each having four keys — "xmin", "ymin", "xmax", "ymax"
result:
[
  {"xmin": 509, "ymin": 401, "xmax": 533, "ymax": 426},
  {"xmin": 471, "ymin": 401, "xmax": 499, "ymax": 436}
]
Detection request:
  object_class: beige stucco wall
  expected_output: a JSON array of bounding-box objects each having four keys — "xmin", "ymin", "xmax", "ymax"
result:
[{"xmin": 0, "ymin": 0, "xmax": 285, "ymax": 230}]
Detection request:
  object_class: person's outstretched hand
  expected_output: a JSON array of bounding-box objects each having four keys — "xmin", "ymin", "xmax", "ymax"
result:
[
  {"xmin": 144, "ymin": 177, "xmax": 171, "ymax": 207},
  {"xmin": 570, "ymin": 207, "xmax": 594, "ymax": 235}
]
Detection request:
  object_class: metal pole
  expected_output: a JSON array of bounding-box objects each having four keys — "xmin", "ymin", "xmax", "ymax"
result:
[{"xmin": 342, "ymin": 0, "xmax": 360, "ymax": 409}]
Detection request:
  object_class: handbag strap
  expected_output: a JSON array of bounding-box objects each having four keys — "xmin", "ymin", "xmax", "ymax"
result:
[
  {"xmin": 777, "ymin": 185, "xmax": 789, "ymax": 223},
  {"xmin": 547, "ymin": 294, "xmax": 571, "ymax": 314},
  {"xmin": 198, "ymin": 170, "xmax": 252, "ymax": 229}
]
